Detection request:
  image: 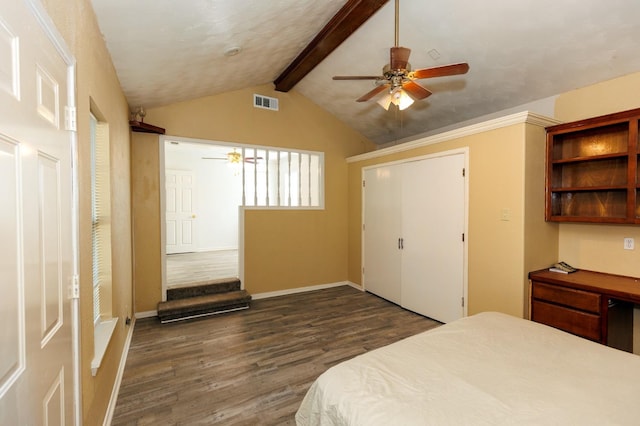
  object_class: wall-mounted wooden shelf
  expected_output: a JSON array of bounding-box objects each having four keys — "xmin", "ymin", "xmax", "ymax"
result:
[
  {"xmin": 129, "ymin": 120, "xmax": 165, "ymax": 134},
  {"xmin": 545, "ymin": 108, "xmax": 640, "ymax": 224}
]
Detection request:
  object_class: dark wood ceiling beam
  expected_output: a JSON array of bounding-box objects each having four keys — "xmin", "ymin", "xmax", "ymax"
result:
[{"xmin": 274, "ymin": 0, "xmax": 389, "ymax": 92}]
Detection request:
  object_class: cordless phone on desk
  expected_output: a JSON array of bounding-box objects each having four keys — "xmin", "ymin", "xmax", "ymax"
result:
[{"xmin": 549, "ymin": 261, "xmax": 578, "ymax": 274}]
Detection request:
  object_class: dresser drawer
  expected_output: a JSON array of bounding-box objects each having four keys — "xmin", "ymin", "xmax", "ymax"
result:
[
  {"xmin": 531, "ymin": 300, "xmax": 601, "ymax": 342},
  {"xmin": 532, "ymin": 281, "xmax": 601, "ymax": 314}
]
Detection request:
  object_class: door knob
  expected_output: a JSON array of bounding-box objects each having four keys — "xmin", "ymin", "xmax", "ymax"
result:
[{"xmin": 191, "ymin": 214, "xmax": 196, "ymax": 218}]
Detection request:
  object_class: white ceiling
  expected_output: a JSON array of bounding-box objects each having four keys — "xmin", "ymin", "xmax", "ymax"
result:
[{"xmin": 91, "ymin": 0, "xmax": 640, "ymax": 145}]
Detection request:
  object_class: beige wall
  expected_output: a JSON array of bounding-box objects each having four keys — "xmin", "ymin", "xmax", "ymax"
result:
[
  {"xmin": 41, "ymin": 0, "xmax": 133, "ymax": 422},
  {"xmin": 523, "ymin": 124, "xmax": 560, "ymax": 315},
  {"xmin": 130, "ymin": 84, "xmax": 374, "ymax": 307},
  {"xmin": 347, "ymin": 120, "xmax": 558, "ymax": 317},
  {"xmin": 554, "ymin": 72, "xmax": 640, "ymax": 278},
  {"xmin": 131, "ymin": 133, "xmax": 163, "ymax": 312}
]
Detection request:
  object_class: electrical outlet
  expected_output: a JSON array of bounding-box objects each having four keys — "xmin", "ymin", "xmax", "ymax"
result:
[
  {"xmin": 500, "ymin": 208, "xmax": 511, "ymax": 221},
  {"xmin": 624, "ymin": 237, "xmax": 634, "ymax": 250}
]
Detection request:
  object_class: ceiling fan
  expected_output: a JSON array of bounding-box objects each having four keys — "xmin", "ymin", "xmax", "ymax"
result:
[
  {"xmin": 202, "ymin": 149, "xmax": 262, "ymax": 164},
  {"xmin": 333, "ymin": 0, "xmax": 469, "ymax": 110}
]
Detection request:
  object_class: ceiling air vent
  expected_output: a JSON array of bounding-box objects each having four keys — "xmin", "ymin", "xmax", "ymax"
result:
[{"xmin": 253, "ymin": 94, "xmax": 279, "ymax": 111}]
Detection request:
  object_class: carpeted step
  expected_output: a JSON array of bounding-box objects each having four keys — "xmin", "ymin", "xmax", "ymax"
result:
[
  {"xmin": 167, "ymin": 277, "xmax": 241, "ymax": 301},
  {"xmin": 158, "ymin": 290, "xmax": 251, "ymax": 323}
]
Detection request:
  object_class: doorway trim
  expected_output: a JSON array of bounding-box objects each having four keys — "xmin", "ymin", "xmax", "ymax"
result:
[
  {"xmin": 159, "ymin": 135, "xmax": 246, "ymax": 301},
  {"xmin": 361, "ymin": 147, "xmax": 470, "ymax": 318}
]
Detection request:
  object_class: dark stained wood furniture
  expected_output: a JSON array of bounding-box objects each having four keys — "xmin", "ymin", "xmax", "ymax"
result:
[
  {"xmin": 529, "ymin": 268, "xmax": 640, "ymax": 352},
  {"xmin": 129, "ymin": 120, "xmax": 165, "ymax": 134},
  {"xmin": 545, "ymin": 107, "xmax": 640, "ymax": 223}
]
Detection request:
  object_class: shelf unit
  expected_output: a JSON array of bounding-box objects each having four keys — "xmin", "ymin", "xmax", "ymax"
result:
[
  {"xmin": 545, "ymin": 108, "xmax": 640, "ymax": 223},
  {"xmin": 129, "ymin": 120, "xmax": 165, "ymax": 135}
]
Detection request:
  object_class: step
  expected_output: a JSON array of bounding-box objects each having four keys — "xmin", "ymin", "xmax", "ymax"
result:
[
  {"xmin": 158, "ymin": 290, "xmax": 251, "ymax": 323},
  {"xmin": 166, "ymin": 277, "xmax": 241, "ymax": 301}
]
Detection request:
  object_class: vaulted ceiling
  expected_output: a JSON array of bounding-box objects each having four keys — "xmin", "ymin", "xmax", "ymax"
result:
[{"xmin": 91, "ymin": 0, "xmax": 640, "ymax": 145}]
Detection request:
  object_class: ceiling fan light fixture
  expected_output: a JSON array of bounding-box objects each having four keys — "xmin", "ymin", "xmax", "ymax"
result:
[
  {"xmin": 377, "ymin": 87, "xmax": 413, "ymax": 111},
  {"xmin": 227, "ymin": 150, "xmax": 242, "ymax": 164},
  {"xmin": 377, "ymin": 92, "xmax": 393, "ymax": 110},
  {"xmin": 393, "ymin": 89, "xmax": 414, "ymax": 110}
]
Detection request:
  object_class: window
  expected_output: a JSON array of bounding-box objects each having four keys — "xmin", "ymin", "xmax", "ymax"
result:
[
  {"xmin": 89, "ymin": 111, "xmax": 116, "ymax": 375},
  {"xmin": 240, "ymin": 147, "xmax": 323, "ymax": 208}
]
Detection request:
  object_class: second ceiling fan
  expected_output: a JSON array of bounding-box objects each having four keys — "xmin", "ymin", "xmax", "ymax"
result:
[{"xmin": 333, "ymin": 0, "xmax": 469, "ymax": 110}]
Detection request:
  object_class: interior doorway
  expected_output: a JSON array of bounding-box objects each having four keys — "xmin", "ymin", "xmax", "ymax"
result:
[{"xmin": 162, "ymin": 139, "xmax": 243, "ymax": 290}]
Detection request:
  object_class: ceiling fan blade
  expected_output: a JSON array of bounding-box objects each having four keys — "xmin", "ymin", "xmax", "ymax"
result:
[
  {"xmin": 402, "ymin": 80, "xmax": 432, "ymax": 100},
  {"xmin": 333, "ymin": 76, "xmax": 382, "ymax": 80},
  {"xmin": 390, "ymin": 46, "xmax": 411, "ymax": 70},
  {"xmin": 411, "ymin": 63, "xmax": 470, "ymax": 80},
  {"xmin": 356, "ymin": 84, "xmax": 389, "ymax": 102}
]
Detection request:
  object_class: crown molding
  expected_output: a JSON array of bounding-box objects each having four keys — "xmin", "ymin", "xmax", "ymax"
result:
[{"xmin": 347, "ymin": 111, "xmax": 562, "ymax": 163}]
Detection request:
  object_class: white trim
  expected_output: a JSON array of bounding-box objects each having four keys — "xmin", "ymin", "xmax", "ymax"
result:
[
  {"xmin": 251, "ymin": 281, "xmax": 351, "ymax": 300},
  {"xmin": 346, "ymin": 281, "xmax": 363, "ymax": 291},
  {"xmin": 162, "ymin": 135, "xmax": 325, "ymax": 209},
  {"xmin": 135, "ymin": 310, "xmax": 158, "ymax": 319},
  {"xmin": 102, "ymin": 317, "xmax": 135, "ymax": 426},
  {"xmin": 360, "ymin": 148, "xmax": 470, "ymax": 319},
  {"xmin": 25, "ymin": 0, "xmax": 75, "ymax": 65},
  {"xmin": 159, "ymin": 139, "xmax": 167, "ymax": 302},
  {"xmin": 24, "ymin": 0, "xmax": 82, "ymax": 423},
  {"xmin": 361, "ymin": 147, "xmax": 469, "ymax": 171},
  {"xmin": 194, "ymin": 246, "xmax": 238, "ymax": 252},
  {"xmin": 347, "ymin": 111, "xmax": 562, "ymax": 163},
  {"xmin": 238, "ymin": 207, "xmax": 245, "ymax": 290},
  {"xmin": 90, "ymin": 318, "xmax": 118, "ymax": 376}
]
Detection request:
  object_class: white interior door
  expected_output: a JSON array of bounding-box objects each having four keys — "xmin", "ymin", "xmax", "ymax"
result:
[
  {"xmin": 363, "ymin": 166, "xmax": 402, "ymax": 304},
  {"xmin": 166, "ymin": 169, "xmax": 196, "ymax": 254},
  {"xmin": 0, "ymin": 1, "xmax": 76, "ymax": 424},
  {"xmin": 401, "ymin": 154, "xmax": 465, "ymax": 323}
]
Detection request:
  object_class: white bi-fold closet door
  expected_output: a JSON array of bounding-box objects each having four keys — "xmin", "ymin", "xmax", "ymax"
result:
[{"xmin": 363, "ymin": 152, "xmax": 466, "ymax": 323}]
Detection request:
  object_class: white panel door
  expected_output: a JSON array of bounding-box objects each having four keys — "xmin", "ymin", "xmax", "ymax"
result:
[
  {"xmin": 363, "ymin": 166, "xmax": 402, "ymax": 304},
  {"xmin": 401, "ymin": 154, "xmax": 465, "ymax": 323},
  {"xmin": 0, "ymin": 1, "xmax": 76, "ymax": 424},
  {"xmin": 166, "ymin": 169, "xmax": 196, "ymax": 254}
]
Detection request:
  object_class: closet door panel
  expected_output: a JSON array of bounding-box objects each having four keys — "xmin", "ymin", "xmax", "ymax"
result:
[
  {"xmin": 363, "ymin": 166, "xmax": 402, "ymax": 304},
  {"xmin": 401, "ymin": 154, "xmax": 465, "ymax": 323}
]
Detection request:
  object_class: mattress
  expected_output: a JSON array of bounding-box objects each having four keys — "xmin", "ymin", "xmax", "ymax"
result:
[{"xmin": 296, "ymin": 311, "xmax": 640, "ymax": 425}]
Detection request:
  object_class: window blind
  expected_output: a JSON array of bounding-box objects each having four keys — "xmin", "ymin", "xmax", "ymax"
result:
[{"xmin": 90, "ymin": 113, "xmax": 112, "ymax": 324}]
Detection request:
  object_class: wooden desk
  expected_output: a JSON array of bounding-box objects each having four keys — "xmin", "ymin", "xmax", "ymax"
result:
[{"xmin": 529, "ymin": 269, "xmax": 640, "ymax": 352}]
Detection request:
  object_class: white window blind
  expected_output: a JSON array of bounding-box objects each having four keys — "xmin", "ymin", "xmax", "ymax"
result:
[{"xmin": 90, "ymin": 113, "xmax": 112, "ymax": 324}]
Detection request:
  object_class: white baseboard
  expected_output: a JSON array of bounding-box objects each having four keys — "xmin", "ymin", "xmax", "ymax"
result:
[
  {"xmin": 252, "ymin": 281, "xmax": 362, "ymax": 300},
  {"xmin": 347, "ymin": 281, "xmax": 364, "ymax": 291},
  {"xmin": 135, "ymin": 310, "xmax": 158, "ymax": 319},
  {"xmin": 195, "ymin": 247, "xmax": 237, "ymax": 252},
  {"xmin": 103, "ymin": 317, "xmax": 135, "ymax": 426}
]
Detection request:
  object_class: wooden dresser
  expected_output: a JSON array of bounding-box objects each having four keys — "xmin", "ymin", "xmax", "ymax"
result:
[{"xmin": 529, "ymin": 269, "xmax": 640, "ymax": 352}]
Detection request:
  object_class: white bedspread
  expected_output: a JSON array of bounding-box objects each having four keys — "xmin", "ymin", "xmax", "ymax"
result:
[{"xmin": 296, "ymin": 312, "xmax": 640, "ymax": 425}]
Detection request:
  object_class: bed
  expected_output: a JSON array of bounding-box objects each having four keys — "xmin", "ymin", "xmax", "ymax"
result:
[{"xmin": 295, "ymin": 312, "xmax": 640, "ymax": 425}]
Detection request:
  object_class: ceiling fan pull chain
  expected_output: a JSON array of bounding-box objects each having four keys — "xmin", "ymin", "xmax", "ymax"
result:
[
  {"xmin": 331, "ymin": 0, "xmax": 469, "ymax": 109},
  {"xmin": 394, "ymin": 0, "xmax": 400, "ymax": 47}
]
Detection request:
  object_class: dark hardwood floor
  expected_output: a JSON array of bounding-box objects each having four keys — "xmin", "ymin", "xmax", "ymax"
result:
[{"xmin": 111, "ymin": 286, "xmax": 441, "ymax": 425}]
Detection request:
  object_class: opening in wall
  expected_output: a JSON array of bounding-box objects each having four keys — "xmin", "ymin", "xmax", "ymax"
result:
[{"xmin": 89, "ymin": 108, "xmax": 117, "ymax": 375}]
